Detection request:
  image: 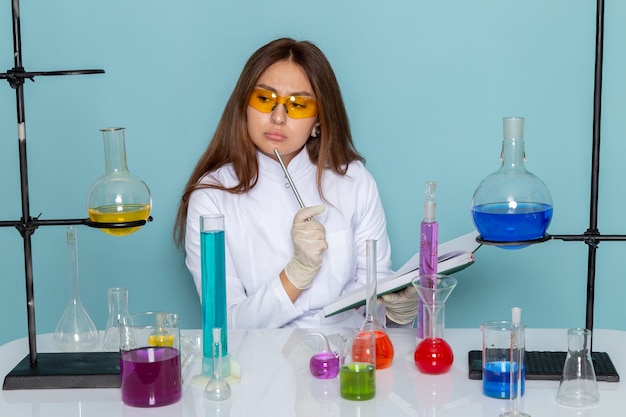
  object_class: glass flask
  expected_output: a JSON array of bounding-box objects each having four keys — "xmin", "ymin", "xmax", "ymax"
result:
[
  {"xmin": 309, "ymin": 332, "xmax": 340, "ymax": 379},
  {"xmin": 411, "ymin": 274, "xmax": 456, "ymax": 374},
  {"xmin": 54, "ymin": 226, "xmax": 100, "ymax": 352},
  {"xmin": 358, "ymin": 239, "xmax": 394, "ymax": 370},
  {"xmin": 471, "ymin": 117, "xmax": 553, "ymax": 248},
  {"xmin": 556, "ymin": 328, "xmax": 600, "ymax": 407},
  {"xmin": 101, "ymin": 287, "xmax": 129, "ymax": 351},
  {"xmin": 87, "ymin": 127, "xmax": 152, "ymax": 236}
]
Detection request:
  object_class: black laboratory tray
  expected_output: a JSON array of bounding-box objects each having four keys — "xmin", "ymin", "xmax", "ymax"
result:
[
  {"xmin": 468, "ymin": 350, "xmax": 619, "ymax": 382},
  {"xmin": 3, "ymin": 352, "xmax": 121, "ymax": 390}
]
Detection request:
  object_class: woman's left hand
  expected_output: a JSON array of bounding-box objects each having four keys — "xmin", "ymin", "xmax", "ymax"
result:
[{"xmin": 378, "ymin": 285, "xmax": 419, "ymax": 325}]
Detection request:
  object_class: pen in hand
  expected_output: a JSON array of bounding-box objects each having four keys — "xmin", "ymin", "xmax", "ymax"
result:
[{"xmin": 274, "ymin": 148, "xmax": 306, "ymax": 209}]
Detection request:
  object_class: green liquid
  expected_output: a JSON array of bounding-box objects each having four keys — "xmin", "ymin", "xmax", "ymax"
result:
[{"xmin": 340, "ymin": 363, "xmax": 376, "ymax": 401}]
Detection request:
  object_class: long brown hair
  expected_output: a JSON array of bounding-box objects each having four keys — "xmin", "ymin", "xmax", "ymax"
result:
[{"xmin": 174, "ymin": 38, "xmax": 364, "ymax": 247}]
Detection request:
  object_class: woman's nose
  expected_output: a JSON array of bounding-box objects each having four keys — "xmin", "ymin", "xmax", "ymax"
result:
[{"xmin": 270, "ymin": 103, "xmax": 287, "ymax": 125}]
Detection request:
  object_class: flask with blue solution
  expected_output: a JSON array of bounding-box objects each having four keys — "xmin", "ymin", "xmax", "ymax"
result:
[{"xmin": 471, "ymin": 117, "xmax": 553, "ymax": 248}]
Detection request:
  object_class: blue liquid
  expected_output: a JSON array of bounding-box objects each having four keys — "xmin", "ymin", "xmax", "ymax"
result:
[
  {"xmin": 201, "ymin": 230, "xmax": 228, "ymax": 361},
  {"xmin": 472, "ymin": 202, "xmax": 553, "ymax": 246},
  {"xmin": 483, "ymin": 361, "xmax": 525, "ymax": 399}
]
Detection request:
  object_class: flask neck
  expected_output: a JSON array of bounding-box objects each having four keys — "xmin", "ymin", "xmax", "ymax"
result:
[
  {"xmin": 66, "ymin": 226, "xmax": 81, "ymax": 302},
  {"xmin": 107, "ymin": 288, "xmax": 129, "ymax": 317},
  {"xmin": 101, "ymin": 128, "xmax": 129, "ymax": 173},
  {"xmin": 567, "ymin": 328, "xmax": 591, "ymax": 354},
  {"xmin": 424, "ymin": 304, "xmax": 446, "ymax": 340},
  {"xmin": 364, "ymin": 239, "xmax": 378, "ymax": 320},
  {"xmin": 500, "ymin": 138, "xmax": 526, "ymax": 170}
]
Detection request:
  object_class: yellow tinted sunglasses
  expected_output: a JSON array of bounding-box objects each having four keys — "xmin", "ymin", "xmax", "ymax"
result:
[{"xmin": 248, "ymin": 88, "xmax": 318, "ymax": 119}]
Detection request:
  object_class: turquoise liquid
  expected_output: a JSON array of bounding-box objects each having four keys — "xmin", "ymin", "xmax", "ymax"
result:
[
  {"xmin": 472, "ymin": 202, "xmax": 553, "ymax": 247},
  {"xmin": 201, "ymin": 230, "xmax": 228, "ymax": 361}
]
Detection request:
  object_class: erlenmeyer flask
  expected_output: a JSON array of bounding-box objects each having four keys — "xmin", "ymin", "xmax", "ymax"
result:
[
  {"xmin": 556, "ymin": 328, "xmax": 600, "ymax": 407},
  {"xmin": 87, "ymin": 127, "xmax": 152, "ymax": 236},
  {"xmin": 411, "ymin": 274, "xmax": 456, "ymax": 374},
  {"xmin": 358, "ymin": 239, "xmax": 394, "ymax": 369},
  {"xmin": 102, "ymin": 287, "xmax": 129, "ymax": 351},
  {"xmin": 471, "ymin": 117, "xmax": 553, "ymax": 248},
  {"xmin": 54, "ymin": 226, "xmax": 100, "ymax": 352}
]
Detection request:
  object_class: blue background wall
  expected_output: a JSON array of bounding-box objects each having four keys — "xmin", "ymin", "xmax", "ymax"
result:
[{"xmin": 1, "ymin": 0, "xmax": 625, "ymax": 347}]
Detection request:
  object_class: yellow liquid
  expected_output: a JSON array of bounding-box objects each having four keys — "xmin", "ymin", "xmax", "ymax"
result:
[
  {"xmin": 88, "ymin": 204, "xmax": 151, "ymax": 236},
  {"xmin": 148, "ymin": 333, "xmax": 174, "ymax": 347}
]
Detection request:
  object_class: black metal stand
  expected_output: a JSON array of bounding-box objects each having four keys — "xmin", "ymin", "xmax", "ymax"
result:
[
  {"xmin": 475, "ymin": 0, "xmax": 620, "ymax": 382},
  {"xmin": 1, "ymin": 0, "xmax": 151, "ymax": 390}
]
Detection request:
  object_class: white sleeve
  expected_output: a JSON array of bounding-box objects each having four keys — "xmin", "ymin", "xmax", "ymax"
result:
[
  {"xmin": 353, "ymin": 167, "xmax": 394, "ymax": 287},
  {"xmin": 185, "ymin": 188, "xmax": 304, "ymax": 328}
]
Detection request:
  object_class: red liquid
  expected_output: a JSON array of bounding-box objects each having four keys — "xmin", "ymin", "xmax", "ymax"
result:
[
  {"xmin": 414, "ymin": 337, "xmax": 454, "ymax": 374},
  {"xmin": 120, "ymin": 347, "xmax": 182, "ymax": 407},
  {"xmin": 355, "ymin": 330, "xmax": 395, "ymax": 370}
]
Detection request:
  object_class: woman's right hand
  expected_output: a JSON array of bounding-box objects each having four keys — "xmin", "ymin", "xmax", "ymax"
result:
[{"xmin": 284, "ymin": 205, "xmax": 328, "ymax": 289}]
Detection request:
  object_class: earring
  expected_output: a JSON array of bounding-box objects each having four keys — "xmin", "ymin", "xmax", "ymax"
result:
[{"xmin": 312, "ymin": 126, "xmax": 321, "ymax": 138}]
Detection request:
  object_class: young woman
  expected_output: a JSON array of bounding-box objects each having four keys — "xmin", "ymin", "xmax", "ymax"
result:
[{"xmin": 174, "ymin": 38, "xmax": 416, "ymax": 329}]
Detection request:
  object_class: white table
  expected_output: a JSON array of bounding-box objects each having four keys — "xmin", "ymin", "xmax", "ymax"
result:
[{"xmin": 0, "ymin": 328, "xmax": 623, "ymax": 416}]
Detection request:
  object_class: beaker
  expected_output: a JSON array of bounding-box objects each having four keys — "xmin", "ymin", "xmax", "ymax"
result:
[
  {"xmin": 53, "ymin": 226, "xmax": 100, "ymax": 352},
  {"xmin": 87, "ymin": 127, "xmax": 152, "ymax": 236},
  {"xmin": 101, "ymin": 287, "xmax": 129, "ymax": 351},
  {"xmin": 358, "ymin": 239, "xmax": 394, "ymax": 369},
  {"xmin": 471, "ymin": 117, "xmax": 553, "ymax": 248},
  {"xmin": 339, "ymin": 330, "xmax": 376, "ymax": 401},
  {"xmin": 119, "ymin": 312, "xmax": 182, "ymax": 407},
  {"xmin": 556, "ymin": 328, "xmax": 600, "ymax": 407},
  {"xmin": 481, "ymin": 320, "xmax": 525, "ymax": 399},
  {"xmin": 411, "ymin": 274, "xmax": 456, "ymax": 374}
]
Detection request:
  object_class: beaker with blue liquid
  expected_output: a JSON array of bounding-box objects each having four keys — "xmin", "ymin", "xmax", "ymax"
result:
[
  {"xmin": 481, "ymin": 320, "xmax": 525, "ymax": 399},
  {"xmin": 471, "ymin": 117, "xmax": 553, "ymax": 248}
]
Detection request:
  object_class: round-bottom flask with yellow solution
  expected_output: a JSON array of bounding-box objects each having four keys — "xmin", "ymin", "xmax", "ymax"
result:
[{"xmin": 87, "ymin": 127, "xmax": 151, "ymax": 235}]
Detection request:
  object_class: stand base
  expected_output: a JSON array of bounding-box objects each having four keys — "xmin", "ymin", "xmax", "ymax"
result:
[
  {"xmin": 3, "ymin": 352, "xmax": 120, "ymax": 390},
  {"xmin": 468, "ymin": 350, "xmax": 619, "ymax": 382}
]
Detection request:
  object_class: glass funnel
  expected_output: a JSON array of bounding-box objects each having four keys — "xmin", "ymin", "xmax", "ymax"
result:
[
  {"xmin": 411, "ymin": 274, "xmax": 456, "ymax": 374},
  {"xmin": 87, "ymin": 127, "xmax": 152, "ymax": 236},
  {"xmin": 358, "ymin": 239, "xmax": 394, "ymax": 369},
  {"xmin": 54, "ymin": 226, "xmax": 100, "ymax": 352},
  {"xmin": 471, "ymin": 117, "xmax": 553, "ymax": 248}
]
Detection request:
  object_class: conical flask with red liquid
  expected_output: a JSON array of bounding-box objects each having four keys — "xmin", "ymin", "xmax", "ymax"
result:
[
  {"xmin": 411, "ymin": 274, "xmax": 456, "ymax": 374},
  {"xmin": 357, "ymin": 239, "xmax": 394, "ymax": 369}
]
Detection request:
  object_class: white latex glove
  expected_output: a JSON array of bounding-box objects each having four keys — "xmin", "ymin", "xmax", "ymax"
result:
[
  {"xmin": 284, "ymin": 205, "xmax": 328, "ymax": 289},
  {"xmin": 379, "ymin": 285, "xmax": 419, "ymax": 325}
]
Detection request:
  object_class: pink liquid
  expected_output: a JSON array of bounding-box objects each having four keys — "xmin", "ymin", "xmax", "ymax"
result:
[
  {"xmin": 414, "ymin": 337, "xmax": 454, "ymax": 374},
  {"xmin": 309, "ymin": 351, "xmax": 339, "ymax": 379},
  {"xmin": 120, "ymin": 347, "xmax": 182, "ymax": 407}
]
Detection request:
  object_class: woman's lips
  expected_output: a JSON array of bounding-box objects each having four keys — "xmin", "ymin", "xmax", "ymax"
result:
[{"xmin": 265, "ymin": 131, "xmax": 286, "ymax": 141}]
